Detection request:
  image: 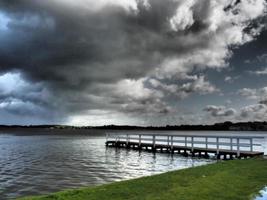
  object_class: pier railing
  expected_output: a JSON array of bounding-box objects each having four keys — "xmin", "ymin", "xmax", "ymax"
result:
[{"xmin": 106, "ymin": 133, "xmax": 265, "ymax": 157}]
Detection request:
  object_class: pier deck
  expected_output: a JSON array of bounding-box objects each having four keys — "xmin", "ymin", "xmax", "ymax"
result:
[{"xmin": 106, "ymin": 134, "xmax": 265, "ymax": 159}]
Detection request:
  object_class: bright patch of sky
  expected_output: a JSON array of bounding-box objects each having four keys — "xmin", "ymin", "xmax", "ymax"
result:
[
  {"xmin": 0, "ymin": 12, "xmax": 9, "ymax": 31},
  {"xmin": 0, "ymin": 72, "xmax": 28, "ymax": 93}
]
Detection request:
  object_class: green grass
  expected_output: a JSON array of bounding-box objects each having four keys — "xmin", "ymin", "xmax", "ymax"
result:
[{"xmin": 19, "ymin": 158, "xmax": 267, "ymax": 200}]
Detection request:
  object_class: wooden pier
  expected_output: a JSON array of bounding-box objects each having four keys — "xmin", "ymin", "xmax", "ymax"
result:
[{"xmin": 106, "ymin": 133, "xmax": 265, "ymax": 159}]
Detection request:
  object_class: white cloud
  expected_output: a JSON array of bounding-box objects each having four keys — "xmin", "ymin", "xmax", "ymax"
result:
[
  {"xmin": 45, "ymin": 0, "xmax": 140, "ymax": 12},
  {"xmin": 89, "ymin": 78, "xmax": 170, "ymax": 115},
  {"xmin": 237, "ymin": 87, "xmax": 267, "ymax": 100},
  {"xmin": 224, "ymin": 76, "xmax": 232, "ymax": 83},
  {"xmin": 158, "ymin": 0, "xmax": 266, "ymax": 80},
  {"xmin": 149, "ymin": 76, "xmax": 217, "ymax": 99},
  {"xmin": 250, "ymin": 68, "xmax": 267, "ymax": 75},
  {"xmin": 239, "ymin": 104, "xmax": 267, "ymax": 120},
  {"xmin": 170, "ymin": 0, "xmax": 195, "ymax": 31},
  {"xmin": 237, "ymin": 88, "xmax": 258, "ymax": 99},
  {"xmin": 180, "ymin": 76, "xmax": 218, "ymax": 95},
  {"xmin": 237, "ymin": 0, "xmax": 267, "ymax": 20},
  {"xmin": 114, "ymin": 78, "xmax": 163, "ymax": 101},
  {"xmin": 67, "ymin": 110, "xmax": 134, "ymax": 126},
  {"xmin": 0, "ymin": 12, "xmax": 9, "ymax": 31}
]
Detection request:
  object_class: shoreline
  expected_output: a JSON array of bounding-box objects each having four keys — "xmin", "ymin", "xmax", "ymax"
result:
[{"xmin": 19, "ymin": 158, "xmax": 267, "ymax": 200}]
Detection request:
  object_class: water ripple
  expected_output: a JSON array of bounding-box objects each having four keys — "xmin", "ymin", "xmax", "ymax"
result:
[{"xmin": 0, "ymin": 132, "xmax": 215, "ymax": 199}]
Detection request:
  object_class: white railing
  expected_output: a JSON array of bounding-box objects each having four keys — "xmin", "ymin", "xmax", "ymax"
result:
[{"xmin": 106, "ymin": 133, "xmax": 264, "ymax": 156}]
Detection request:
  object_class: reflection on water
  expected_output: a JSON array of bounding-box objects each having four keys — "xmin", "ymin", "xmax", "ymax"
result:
[
  {"xmin": 255, "ymin": 186, "xmax": 267, "ymax": 200},
  {"xmin": 0, "ymin": 132, "xmax": 214, "ymax": 200}
]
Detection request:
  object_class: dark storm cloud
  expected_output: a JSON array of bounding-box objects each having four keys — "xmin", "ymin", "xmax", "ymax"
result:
[
  {"xmin": 0, "ymin": 0, "xmax": 180, "ymax": 85},
  {"xmin": 0, "ymin": 0, "xmax": 266, "ymax": 124},
  {"xmin": 1, "ymin": 0, "xmax": 263, "ymax": 85}
]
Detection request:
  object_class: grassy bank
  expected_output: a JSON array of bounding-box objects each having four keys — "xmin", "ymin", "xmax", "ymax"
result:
[{"xmin": 19, "ymin": 158, "xmax": 267, "ymax": 200}]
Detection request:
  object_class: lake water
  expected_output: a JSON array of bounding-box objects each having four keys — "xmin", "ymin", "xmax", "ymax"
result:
[
  {"xmin": 255, "ymin": 186, "xmax": 267, "ymax": 200},
  {"xmin": 0, "ymin": 129, "xmax": 266, "ymax": 199}
]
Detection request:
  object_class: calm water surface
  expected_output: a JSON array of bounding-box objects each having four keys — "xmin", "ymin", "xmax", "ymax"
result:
[{"xmin": 0, "ymin": 129, "xmax": 266, "ymax": 199}]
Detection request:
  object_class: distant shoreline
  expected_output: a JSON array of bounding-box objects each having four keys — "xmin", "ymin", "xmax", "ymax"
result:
[{"xmin": 0, "ymin": 121, "xmax": 267, "ymax": 131}]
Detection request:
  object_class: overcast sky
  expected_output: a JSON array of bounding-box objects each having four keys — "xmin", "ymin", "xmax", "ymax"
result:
[{"xmin": 0, "ymin": 0, "xmax": 267, "ymax": 126}]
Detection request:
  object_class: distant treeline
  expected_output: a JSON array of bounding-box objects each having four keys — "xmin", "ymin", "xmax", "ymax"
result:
[{"xmin": 1, "ymin": 121, "xmax": 267, "ymax": 131}]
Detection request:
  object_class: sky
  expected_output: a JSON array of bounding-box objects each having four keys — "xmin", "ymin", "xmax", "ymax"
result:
[{"xmin": 0, "ymin": 0, "xmax": 267, "ymax": 126}]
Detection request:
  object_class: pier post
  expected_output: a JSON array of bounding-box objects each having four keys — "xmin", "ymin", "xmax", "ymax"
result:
[
  {"xmin": 152, "ymin": 135, "xmax": 156, "ymax": 152},
  {"xmin": 216, "ymin": 137, "xmax": 219, "ymax": 157},
  {"xmin": 171, "ymin": 136, "xmax": 173, "ymax": 153},
  {"xmin": 185, "ymin": 136, "xmax": 187, "ymax": 147},
  {"xmin": 249, "ymin": 138, "xmax": 253, "ymax": 152},
  {"xmin": 191, "ymin": 137, "xmax": 194, "ymax": 156},
  {"xmin": 115, "ymin": 135, "xmax": 119, "ymax": 147},
  {"xmin": 139, "ymin": 135, "xmax": 141, "ymax": 149},
  {"xmin": 105, "ymin": 134, "xmax": 109, "ymax": 146},
  {"xmin": 126, "ymin": 134, "xmax": 129, "ymax": 148},
  {"xmin": 205, "ymin": 137, "xmax": 208, "ymax": 149},
  {"xmin": 230, "ymin": 138, "xmax": 233, "ymax": 151},
  {"xmin": 237, "ymin": 138, "xmax": 240, "ymax": 158},
  {"xmin": 204, "ymin": 152, "xmax": 209, "ymax": 158}
]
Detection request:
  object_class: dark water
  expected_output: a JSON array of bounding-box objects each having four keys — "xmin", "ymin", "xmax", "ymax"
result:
[{"xmin": 0, "ymin": 129, "xmax": 266, "ymax": 199}]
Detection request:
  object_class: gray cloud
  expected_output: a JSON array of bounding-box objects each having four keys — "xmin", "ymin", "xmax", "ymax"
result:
[
  {"xmin": 203, "ymin": 102, "xmax": 267, "ymax": 122},
  {"xmin": 0, "ymin": 73, "xmax": 58, "ymax": 117},
  {"xmin": 204, "ymin": 85, "xmax": 267, "ymax": 122},
  {"xmin": 239, "ymin": 104, "xmax": 267, "ymax": 119},
  {"xmin": 257, "ymin": 53, "xmax": 267, "ymax": 63},
  {"xmin": 0, "ymin": 0, "xmax": 266, "ymax": 124},
  {"xmin": 203, "ymin": 105, "xmax": 236, "ymax": 117}
]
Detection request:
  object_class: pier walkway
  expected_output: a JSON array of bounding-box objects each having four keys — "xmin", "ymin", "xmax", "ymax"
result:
[{"xmin": 106, "ymin": 133, "xmax": 265, "ymax": 159}]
